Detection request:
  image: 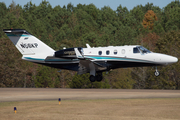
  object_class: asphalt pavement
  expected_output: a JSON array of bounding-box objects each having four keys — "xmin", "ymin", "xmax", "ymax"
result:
[{"xmin": 0, "ymin": 88, "xmax": 180, "ymax": 102}]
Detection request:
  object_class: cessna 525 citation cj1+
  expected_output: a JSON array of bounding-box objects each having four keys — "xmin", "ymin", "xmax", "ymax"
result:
[{"xmin": 3, "ymin": 29, "xmax": 178, "ymax": 82}]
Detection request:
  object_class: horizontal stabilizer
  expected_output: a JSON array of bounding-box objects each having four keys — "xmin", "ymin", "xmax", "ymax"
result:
[{"xmin": 3, "ymin": 29, "xmax": 31, "ymax": 34}]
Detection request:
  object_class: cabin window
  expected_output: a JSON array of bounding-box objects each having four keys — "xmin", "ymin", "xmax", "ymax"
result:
[
  {"xmin": 98, "ymin": 51, "xmax": 102, "ymax": 55},
  {"xmin": 139, "ymin": 46, "xmax": 151, "ymax": 53},
  {"xmin": 114, "ymin": 50, "xmax": 117, "ymax": 55},
  {"xmin": 121, "ymin": 49, "xmax": 125, "ymax": 54},
  {"xmin": 133, "ymin": 47, "xmax": 140, "ymax": 53},
  {"xmin": 133, "ymin": 46, "xmax": 151, "ymax": 54},
  {"xmin": 106, "ymin": 50, "xmax": 110, "ymax": 55}
]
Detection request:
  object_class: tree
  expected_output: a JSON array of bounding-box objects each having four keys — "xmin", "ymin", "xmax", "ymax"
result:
[
  {"xmin": 141, "ymin": 32, "xmax": 160, "ymax": 51},
  {"xmin": 152, "ymin": 21, "xmax": 165, "ymax": 35},
  {"xmin": 0, "ymin": 2, "xmax": 7, "ymax": 18},
  {"xmin": 105, "ymin": 69, "xmax": 134, "ymax": 89},
  {"xmin": 142, "ymin": 10, "xmax": 158, "ymax": 30},
  {"xmin": 34, "ymin": 65, "xmax": 61, "ymax": 88},
  {"xmin": 1, "ymin": 0, "xmax": 180, "ymax": 89},
  {"xmin": 0, "ymin": 38, "xmax": 24, "ymax": 87},
  {"xmin": 69, "ymin": 73, "xmax": 92, "ymax": 88},
  {"xmin": 116, "ymin": 5, "xmax": 129, "ymax": 23},
  {"xmin": 153, "ymin": 31, "xmax": 180, "ymax": 89}
]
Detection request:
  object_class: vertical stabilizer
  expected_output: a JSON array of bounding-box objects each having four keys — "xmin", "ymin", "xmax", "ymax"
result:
[{"xmin": 3, "ymin": 29, "xmax": 55, "ymax": 56}]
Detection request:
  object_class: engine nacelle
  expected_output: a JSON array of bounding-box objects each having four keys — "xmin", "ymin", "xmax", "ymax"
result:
[{"xmin": 55, "ymin": 47, "xmax": 82, "ymax": 59}]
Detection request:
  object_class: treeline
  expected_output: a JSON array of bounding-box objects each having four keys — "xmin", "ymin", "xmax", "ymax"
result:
[{"xmin": 0, "ymin": 0, "xmax": 180, "ymax": 89}]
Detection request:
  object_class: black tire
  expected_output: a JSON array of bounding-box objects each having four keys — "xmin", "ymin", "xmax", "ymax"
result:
[
  {"xmin": 89, "ymin": 75, "xmax": 96, "ymax": 82},
  {"xmin": 96, "ymin": 75, "xmax": 103, "ymax": 82}
]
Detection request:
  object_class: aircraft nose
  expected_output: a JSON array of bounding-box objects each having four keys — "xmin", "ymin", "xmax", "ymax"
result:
[
  {"xmin": 171, "ymin": 56, "xmax": 178, "ymax": 63},
  {"xmin": 165, "ymin": 55, "xmax": 178, "ymax": 64},
  {"xmin": 155, "ymin": 53, "xmax": 178, "ymax": 65}
]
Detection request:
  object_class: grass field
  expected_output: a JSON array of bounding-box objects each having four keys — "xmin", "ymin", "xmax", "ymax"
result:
[{"xmin": 0, "ymin": 98, "xmax": 180, "ymax": 120}]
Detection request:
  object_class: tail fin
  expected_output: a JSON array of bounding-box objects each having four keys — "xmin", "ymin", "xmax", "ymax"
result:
[{"xmin": 3, "ymin": 29, "xmax": 55, "ymax": 56}]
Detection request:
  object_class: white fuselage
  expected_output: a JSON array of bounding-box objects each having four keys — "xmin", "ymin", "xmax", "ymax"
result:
[{"xmin": 82, "ymin": 45, "xmax": 178, "ymax": 66}]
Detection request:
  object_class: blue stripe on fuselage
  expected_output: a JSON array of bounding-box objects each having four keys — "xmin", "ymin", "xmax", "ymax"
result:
[
  {"xmin": 24, "ymin": 57, "xmax": 78, "ymax": 62},
  {"xmin": 24, "ymin": 56, "xmax": 153, "ymax": 64},
  {"xmin": 84, "ymin": 56, "xmax": 151, "ymax": 63},
  {"xmin": 45, "ymin": 59, "xmax": 79, "ymax": 62},
  {"xmin": 24, "ymin": 57, "xmax": 45, "ymax": 61}
]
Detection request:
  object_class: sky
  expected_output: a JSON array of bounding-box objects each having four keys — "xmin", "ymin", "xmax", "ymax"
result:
[{"xmin": 1, "ymin": 0, "xmax": 175, "ymax": 11}]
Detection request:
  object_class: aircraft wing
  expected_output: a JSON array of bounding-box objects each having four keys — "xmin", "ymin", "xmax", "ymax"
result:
[{"xmin": 74, "ymin": 48, "xmax": 107, "ymax": 75}]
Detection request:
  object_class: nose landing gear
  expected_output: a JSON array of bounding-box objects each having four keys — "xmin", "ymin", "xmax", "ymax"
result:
[{"xmin": 154, "ymin": 67, "xmax": 160, "ymax": 76}]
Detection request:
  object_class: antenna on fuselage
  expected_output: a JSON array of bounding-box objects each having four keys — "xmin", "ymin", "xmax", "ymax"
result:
[{"xmin": 86, "ymin": 44, "xmax": 91, "ymax": 48}]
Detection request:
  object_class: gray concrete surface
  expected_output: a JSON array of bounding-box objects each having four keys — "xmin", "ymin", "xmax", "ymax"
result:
[{"xmin": 0, "ymin": 88, "xmax": 180, "ymax": 102}]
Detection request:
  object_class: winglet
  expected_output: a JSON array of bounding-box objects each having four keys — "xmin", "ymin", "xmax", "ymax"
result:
[
  {"xmin": 86, "ymin": 44, "xmax": 91, "ymax": 48},
  {"xmin": 74, "ymin": 48, "xmax": 84, "ymax": 59}
]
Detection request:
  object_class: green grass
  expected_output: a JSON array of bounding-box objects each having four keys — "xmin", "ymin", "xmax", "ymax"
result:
[{"xmin": 0, "ymin": 98, "xmax": 180, "ymax": 120}]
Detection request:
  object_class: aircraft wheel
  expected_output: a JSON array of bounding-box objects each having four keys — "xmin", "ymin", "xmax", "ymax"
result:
[
  {"xmin": 96, "ymin": 75, "xmax": 103, "ymax": 82},
  {"xmin": 89, "ymin": 75, "xmax": 96, "ymax": 82},
  {"xmin": 154, "ymin": 70, "xmax": 160, "ymax": 76}
]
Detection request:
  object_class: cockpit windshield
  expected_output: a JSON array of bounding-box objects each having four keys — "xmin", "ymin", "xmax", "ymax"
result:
[{"xmin": 133, "ymin": 46, "xmax": 151, "ymax": 54}]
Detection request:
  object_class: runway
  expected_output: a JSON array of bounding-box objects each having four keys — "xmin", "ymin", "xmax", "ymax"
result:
[{"xmin": 0, "ymin": 88, "xmax": 180, "ymax": 102}]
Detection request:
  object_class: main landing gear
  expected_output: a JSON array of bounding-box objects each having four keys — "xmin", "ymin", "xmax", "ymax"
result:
[
  {"xmin": 154, "ymin": 67, "xmax": 160, "ymax": 76},
  {"xmin": 89, "ymin": 73, "xmax": 103, "ymax": 82}
]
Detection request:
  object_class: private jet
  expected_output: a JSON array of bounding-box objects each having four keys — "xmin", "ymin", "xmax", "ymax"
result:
[{"xmin": 3, "ymin": 29, "xmax": 178, "ymax": 82}]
